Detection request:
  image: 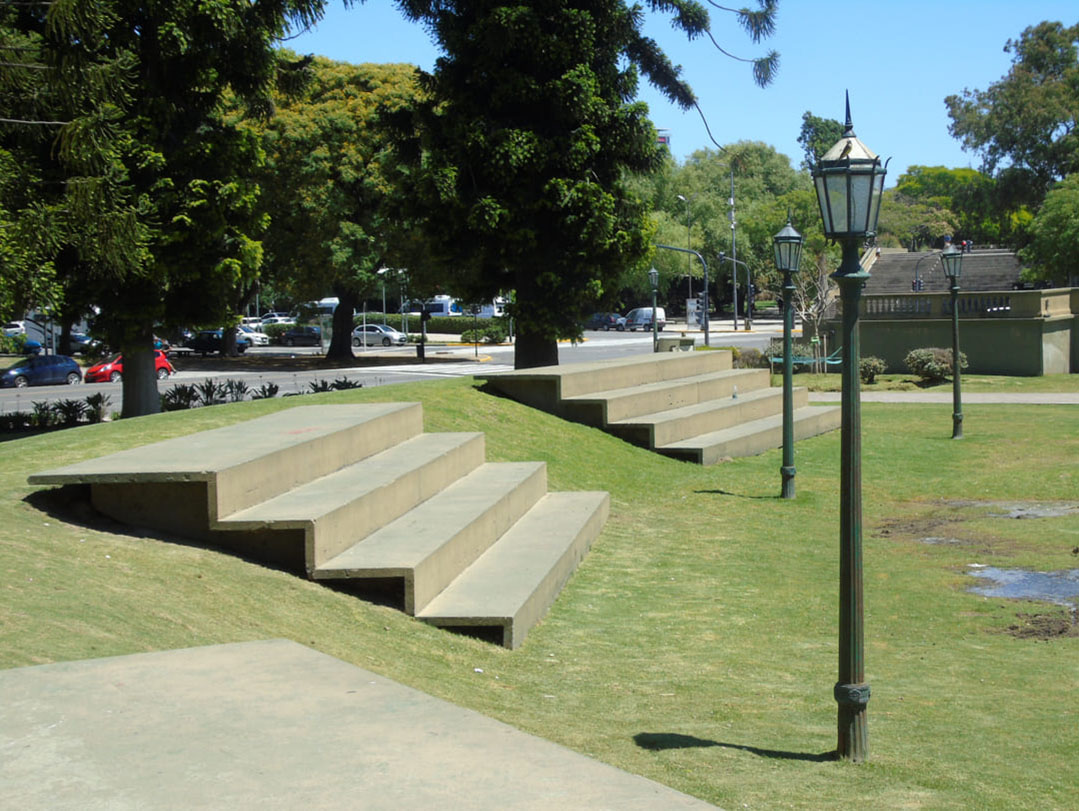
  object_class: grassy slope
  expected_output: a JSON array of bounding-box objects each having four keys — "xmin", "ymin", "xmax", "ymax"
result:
[{"xmin": 2, "ymin": 378, "xmax": 1077, "ymax": 809}]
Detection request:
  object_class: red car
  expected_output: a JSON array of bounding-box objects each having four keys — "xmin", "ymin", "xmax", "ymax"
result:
[{"xmin": 85, "ymin": 350, "xmax": 175, "ymax": 383}]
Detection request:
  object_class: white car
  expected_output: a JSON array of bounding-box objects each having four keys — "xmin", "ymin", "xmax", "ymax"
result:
[
  {"xmin": 353, "ymin": 323, "xmax": 407, "ymax": 347},
  {"xmin": 3, "ymin": 320, "xmax": 26, "ymax": 337},
  {"xmin": 260, "ymin": 312, "xmax": 294, "ymax": 327},
  {"xmin": 238, "ymin": 325, "xmax": 270, "ymax": 346}
]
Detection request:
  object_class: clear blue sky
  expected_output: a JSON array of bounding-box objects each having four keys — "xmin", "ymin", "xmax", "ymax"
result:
[{"xmin": 286, "ymin": 1, "xmax": 1077, "ymax": 184}]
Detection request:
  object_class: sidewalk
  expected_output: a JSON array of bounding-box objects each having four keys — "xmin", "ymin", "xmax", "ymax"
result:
[
  {"xmin": 0, "ymin": 640, "xmax": 714, "ymax": 810},
  {"xmin": 809, "ymin": 391, "xmax": 1079, "ymax": 404}
]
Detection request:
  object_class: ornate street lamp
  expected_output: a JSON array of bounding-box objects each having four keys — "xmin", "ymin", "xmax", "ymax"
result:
[
  {"xmin": 773, "ymin": 213, "xmax": 804, "ymax": 499},
  {"xmin": 648, "ymin": 266, "xmax": 660, "ymax": 352},
  {"xmin": 812, "ymin": 93, "xmax": 888, "ymax": 763},
  {"xmin": 940, "ymin": 244, "xmax": 964, "ymax": 439}
]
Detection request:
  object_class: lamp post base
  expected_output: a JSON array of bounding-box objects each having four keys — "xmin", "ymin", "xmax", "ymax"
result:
[
  {"xmin": 835, "ymin": 682, "xmax": 871, "ymax": 762},
  {"xmin": 780, "ymin": 465, "xmax": 795, "ymax": 499}
]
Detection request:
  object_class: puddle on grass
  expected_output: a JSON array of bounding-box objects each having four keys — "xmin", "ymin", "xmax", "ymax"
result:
[
  {"xmin": 948, "ymin": 501, "xmax": 1079, "ymax": 520},
  {"xmin": 967, "ymin": 565, "xmax": 1079, "ymax": 607}
]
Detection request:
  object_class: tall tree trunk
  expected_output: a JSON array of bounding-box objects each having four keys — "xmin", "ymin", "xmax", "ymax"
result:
[
  {"xmin": 327, "ymin": 288, "xmax": 358, "ymax": 360},
  {"xmin": 514, "ymin": 327, "xmax": 558, "ymax": 369},
  {"xmin": 120, "ymin": 323, "xmax": 161, "ymax": 418}
]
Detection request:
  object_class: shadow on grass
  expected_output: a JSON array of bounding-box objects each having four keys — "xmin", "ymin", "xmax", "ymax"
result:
[
  {"xmin": 634, "ymin": 732, "xmax": 835, "ymax": 762},
  {"xmin": 693, "ymin": 489, "xmax": 779, "ymax": 500}
]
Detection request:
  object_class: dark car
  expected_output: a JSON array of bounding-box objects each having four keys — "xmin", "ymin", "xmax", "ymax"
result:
[
  {"xmin": 1, "ymin": 354, "xmax": 82, "ymax": 388},
  {"xmin": 585, "ymin": 312, "xmax": 625, "ymax": 331},
  {"xmin": 84, "ymin": 350, "xmax": 174, "ymax": 383},
  {"xmin": 187, "ymin": 329, "xmax": 250, "ymax": 356},
  {"xmin": 281, "ymin": 325, "xmax": 322, "ymax": 347},
  {"xmin": 63, "ymin": 332, "xmax": 104, "ymax": 355}
]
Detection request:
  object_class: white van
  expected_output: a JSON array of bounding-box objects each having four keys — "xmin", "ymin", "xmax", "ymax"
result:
[{"xmin": 623, "ymin": 307, "xmax": 666, "ymax": 331}]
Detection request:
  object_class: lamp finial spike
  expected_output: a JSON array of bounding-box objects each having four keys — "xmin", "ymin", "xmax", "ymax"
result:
[{"xmin": 843, "ymin": 91, "xmax": 855, "ymax": 137}]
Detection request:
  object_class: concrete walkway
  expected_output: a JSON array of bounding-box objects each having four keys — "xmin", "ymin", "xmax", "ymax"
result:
[
  {"xmin": 809, "ymin": 391, "xmax": 1079, "ymax": 404},
  {"xmin": 0, "ymin": 640, "xmax": 715, "ymax": 810}
]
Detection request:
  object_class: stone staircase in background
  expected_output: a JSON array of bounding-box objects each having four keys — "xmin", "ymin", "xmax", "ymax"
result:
[
  {"xmin": 478, "ymin": 352, "xmax": 840, "ymax": 465},
  {"xmin": 28, "ymin": 404, "xmax": 609, "ymax": 649},
  {"xmin": 866, "ymin": 249, "xmax": 1022, "ymax": 294}
]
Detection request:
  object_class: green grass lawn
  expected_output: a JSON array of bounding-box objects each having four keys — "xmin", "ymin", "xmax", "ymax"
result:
[{"xmin": 3, "ymin": 378, "xmax": 1077, "ymax": 808}]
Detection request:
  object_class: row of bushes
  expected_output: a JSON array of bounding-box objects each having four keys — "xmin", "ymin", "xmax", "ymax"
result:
[
  {"xmin": 0, "ymin": 393, "xmax": 111, "ymax": 432},
  {"xmin": 351, "ymin": 313, "xmax": 510, "ymax": 337},
  {"xmin": 1, "ymin": 375, "xmax": 369, "ymax": 432},
  {"xmin": 713, "ymin": 342, "xmax": 968, "ymax": 385}
]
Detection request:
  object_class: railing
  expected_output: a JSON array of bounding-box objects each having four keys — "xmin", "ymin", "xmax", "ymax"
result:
[{"xmin": 851, "ymin": 288, "xmax": 1077, "ymax": 320}]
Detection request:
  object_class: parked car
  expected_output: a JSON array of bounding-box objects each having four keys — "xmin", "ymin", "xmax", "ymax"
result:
[
  {"xmin": 63, "ymin": 332, "xmax": 104, "ymax": 355},
  {"xmin": 584, "ymin": 312, "xmax": 625, "ymax": 331},
  {"xmin": 352, "ymin": 323, "xmax": 407, "ymax": 347},
  {"xmin": 1, "ymin": 354, "xmax": 82, "ymax": 387},
  {"xmin": 3, "ymin": 320, "xmax": 26, "ymax": 337},
  {"xmin": 240, "ymin": 316, "xmax": 263, "ymax": 328},
  {"xmin": 260, "ymin": 312, "xmax": 294, "ymax": 327},
  {"xmin": 84, "ymin": 350, "xmax": 174, "ymax": 383},
  {"xmin": 238, "ymin": 324, "xmax": 270, "ymax": 346},
  {"xmin": 282, "ymin": 325, "xmax": 322, "ymax": 347},
  {"xmin": 623, "ymin": 307, "xmax": 666, "ymax": 332},
  {"xmin": 187, "ymin": 329, "xmax": 250, "ymax": 356}
]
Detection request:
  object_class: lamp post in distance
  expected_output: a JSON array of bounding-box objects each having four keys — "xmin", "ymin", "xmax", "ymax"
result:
[
  {"xmin": 811, "ymin": 92, "xmax": 888, "ymax": 763},
  {"xmin": 772, "ymin": 213, "xmax": 804, "ymax": 499},
  {"xmin": 654, "ymin": 244, "xmax": 710, "ymax": 346},
  {"xmin": 940, "ymin": 244, "xmax": 964, "ymax": 438},
  {"xmin": 676, "ymin": 193, "xmax": 700, "ymax": 299},
  {"xmin": 648, "ymin": 266, "xmax": 660, "ymax": 352}
]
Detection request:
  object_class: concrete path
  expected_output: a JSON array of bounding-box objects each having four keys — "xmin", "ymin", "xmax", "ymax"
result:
[
  {"xmin": 0, "ymin": 640, "xmax": 715, "ymax": 810},
  {"xmin": 809, "ymin": 391, "xmax": 1079, "ymax": 404}
]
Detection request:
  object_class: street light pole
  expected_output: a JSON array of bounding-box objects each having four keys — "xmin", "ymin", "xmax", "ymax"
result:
[
  {"xmin": 812, "ymin": 94, "xmax": 888, "ymax": 763},
  {"xmin": 655, "ymin": 244, "xmax": 710, "ymax": 346},
  {"xmin": 941, "ymin": 245, "xmax": 964, "ymax": 439},
  {"xmin": 773, "ymin": 214, "xmax": 804, "ymax": 499},
  {"xmin": 648, "ymin": 267, "xmax": 659, "ymax": 352},
  {"xmin": 676, "ymin": 193, "xmax": 699, "ymax": 300}
]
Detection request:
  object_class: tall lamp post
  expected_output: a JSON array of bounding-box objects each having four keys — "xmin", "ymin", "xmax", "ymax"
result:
[
  {"xmin": 676, "ymin": 194, "xmax": 699, "ymax": 299},
  {"xmin": 811, "ymin": 94, "xmax": 888, "ymax": 763},
  {"xmin": 773, "ymin": 213, "xmax": 804, "ymax": 499},
  {"xmin": 648, "ymin": 266, "xmax": 659, "ymax": 352},
  {"xmin": 941, "ymin": 244, "xmax": 964, "ymax": 439}
]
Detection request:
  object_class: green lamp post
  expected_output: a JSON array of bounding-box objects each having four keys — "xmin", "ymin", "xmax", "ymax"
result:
[
  {"xmin": 773, "ymin": 213, "xmax": 804, "ymax": 499},
  {"xmin": 812, "ymin": 93, "xmax": 888, "ymax": 763},
  {"xmin": 648, "ymin": 266, "xmax": 660, "ymax": 352},
  {"xmin": 941, "ymin": 244, "xmax": 964, "ymax": 439}
]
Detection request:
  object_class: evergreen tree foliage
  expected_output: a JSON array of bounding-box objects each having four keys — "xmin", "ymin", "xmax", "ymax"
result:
[{"xmin": 398, "ymin": 0, "xmax": 779, "ymax": 368}]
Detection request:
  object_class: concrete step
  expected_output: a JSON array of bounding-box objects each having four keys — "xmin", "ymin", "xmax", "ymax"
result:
[
  {"xmin": 610, "ymin": 385, "xmax": 809, "ymax": 448},
  {"xmin": 478, "ymin": 350, "xmax": 732, "ymax": 412},
  {"xmin": 561, "ymin": 368, "xmax": 770, "ymax": 426},
  {"xmin": 217, "ymin": 432, "xmax": 486, "ymax": 572},
  {"xmin": 657, "ymin": 405, "xmax": 842, "ymax": 465},
  {"xmin": 314, "ymin": 462, "xmax": 548, "ymax": 614},
  {"xmin": 29, "ymin": 404, "xmax": 425, "ymax": 533},
  {"xmin": 418, "ymin": 491, "xmax": 610, "ymax": 649}
]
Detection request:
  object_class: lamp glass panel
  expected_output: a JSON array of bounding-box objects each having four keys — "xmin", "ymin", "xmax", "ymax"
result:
[
  {"xmin": 825, "ymin": 173, "xmax": 850, "ymax": 233},
  {"xmin": 789, "ymin": 240, "xmax": 803, "ymax": 272},
  {"xmin": 850, "ymin": 172, "xmax": 873, "ymax": 234},
  {"xmin": 868, "ymin": 172, "xmax": 885, "ymax": 233},
  {"xmin": 814, "ymin": 174, "xmax": 833, "ymax": 234}
]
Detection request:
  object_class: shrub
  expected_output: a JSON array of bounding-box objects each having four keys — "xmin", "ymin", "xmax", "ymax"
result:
[
  {"xmin": 250, "ymin": 382, "xmax": 279, "ymax": 400},
  {"xmin": 162, "ymin": 384, "xmax": 199, "ymax": 411},
  {"xmin": 223, "ymin": 379, "xmax": 249, "ymax": 402},
  {"xmin": 331, "ymin": 377, "xmax": 363, "ymax": 390},
  {"xmin": 85, "ymin": 393, "xmax": 111, "ymax": 423},
  {"xmin": 308, "ymin": 379, "xmax": 334, "ymax": 393},
  {"xmin": 860, "ymin": 356, "xmax": 887, "ymax": 384},
  {"xmin": 733, "ymin": 348, "xmax": 767, "ymax": 369},
  {"xmin": 904, "ymin": 347, "xmax": 968, "ymax": 382},
  {"xmin": 263, "ymin": 323, "xmax": 291, "ymax": 344},
  {"xmin": 53, "ymin": 399, "xmax": 88, "ymax": 426}
]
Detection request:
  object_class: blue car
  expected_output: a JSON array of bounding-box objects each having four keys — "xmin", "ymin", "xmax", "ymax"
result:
[{"xmin": 1, "ymin": 354, "xmax": 83, "ymax": 388}]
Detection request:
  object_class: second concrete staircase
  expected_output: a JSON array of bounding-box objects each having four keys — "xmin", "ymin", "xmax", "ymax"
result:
[
  {"xmin": 478, "ymin": 351, "xmax": 840, "ymax": 465},
  {"xmin": 28, "ymin": 404, "xmax": 608, "ymax": 648}
]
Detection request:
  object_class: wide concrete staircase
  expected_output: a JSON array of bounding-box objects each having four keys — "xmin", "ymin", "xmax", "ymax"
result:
[
  {"xmin": 478, "ymin": 352, "xmax": 840, "ymax": 465},
  {"xmin": 867, "ymin": 249, "xmax": 1022, "ymax": 294},
  {"xmin": 28, "ymin": 404, "xmax": 608, "ymax": 649}
]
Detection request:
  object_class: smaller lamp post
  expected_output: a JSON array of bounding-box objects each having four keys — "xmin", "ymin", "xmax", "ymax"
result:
[
  {"xmin": 773, "ymin": 213, "xmax": 804, "ymax": 499},
  {"xmin": 940, "ymin": 244, "xmax": 964, "ymax": 439},
  {"xmin": 648, "ymin": 266, "xmax": 660, "ymax": 352}
]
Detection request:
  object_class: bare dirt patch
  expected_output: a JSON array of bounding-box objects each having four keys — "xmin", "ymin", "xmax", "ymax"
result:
[
  {"xmin": 874, "ymin": 515, "xmax": 964, "ymax": 541},
  {"xmin": 1002, "ymin": 611, "xmax": 1079, "ymax": 640}
]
